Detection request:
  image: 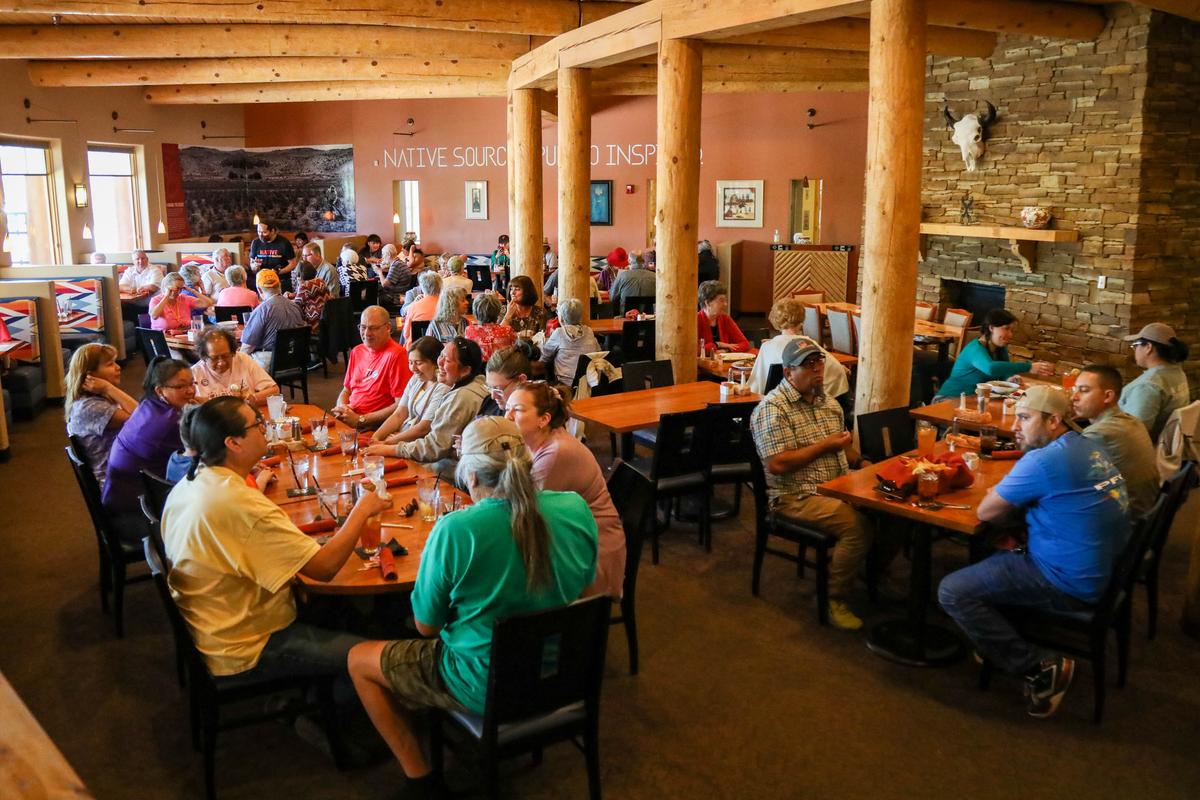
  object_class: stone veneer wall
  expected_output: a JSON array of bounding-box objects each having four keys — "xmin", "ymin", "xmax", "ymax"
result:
[
  {"xmin": 1131, "ymin": 12, "xmax": 1200, "ymax": 388},
  {"xmin": 918, "ymin": 3, "xmax": 1153, "ymax": 374}
]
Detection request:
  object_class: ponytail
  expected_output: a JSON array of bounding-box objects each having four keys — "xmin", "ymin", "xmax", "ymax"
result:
[
  {"xmin": 1169, "ymin": 338, "xmax": 1190, "ymax": 363},
  {"xmin": 496, "ymin": 445, "xmax": 554, "ymax": 590}
]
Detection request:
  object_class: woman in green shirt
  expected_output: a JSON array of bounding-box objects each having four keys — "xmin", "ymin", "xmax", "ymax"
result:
[
  {"xmin": 935, "ymin": 309, "xmax": 1055, "ymax": 401},
  {"xmin": 347, "ymin": 417, "xmax": 597, "ymax": 796},
  {"xmin": 1120, "ymin": 322, "xmax": 1191, "ymax": 441}
]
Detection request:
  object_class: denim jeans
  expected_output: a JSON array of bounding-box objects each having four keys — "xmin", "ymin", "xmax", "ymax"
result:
[
  {"xmin": 938, "ymin": 551, "xmax": 1091, "ymax": 676},
  {"xmin": 246, "ymin": 622, "xmax": 364, "ymax": 680}
]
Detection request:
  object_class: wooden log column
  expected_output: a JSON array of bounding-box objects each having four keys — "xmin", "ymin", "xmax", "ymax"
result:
[
  {"xmin": 557, "ymin": 67, "xmax": 592, "ymax": 321},
  {"xmin": 511, "ymin": 88, "xmax": 545, "ymax": 295},
  {"xmin": 855, "ymin": 0, "xmax": 927, "ymax": 415},
  {"xmin": 654, "ymin": 38, "xmax": 703, "ymax": 383},
  {"xmin": 506, "ymin": 91, "xmax": 516, "ymax": 245}
]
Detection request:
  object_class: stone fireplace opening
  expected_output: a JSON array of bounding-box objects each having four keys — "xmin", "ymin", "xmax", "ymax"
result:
[{"xmin": 939, "ymin": 279, "xmax": 1005, "ymax": 326}]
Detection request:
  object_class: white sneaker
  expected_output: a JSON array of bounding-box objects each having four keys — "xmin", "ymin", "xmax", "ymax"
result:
[{"xmin": 828, "ymin": 599, "xmax": 864, "ymax": 631}]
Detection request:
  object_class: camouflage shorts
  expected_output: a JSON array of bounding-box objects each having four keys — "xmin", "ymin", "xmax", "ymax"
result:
[{"xmin": 380, "ymin": 638, "xmax": 466, "ymax": 713}]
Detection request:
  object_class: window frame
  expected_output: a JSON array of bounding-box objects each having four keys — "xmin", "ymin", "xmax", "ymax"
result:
[{"xmin": 0, "ymin": 137, "xmax": 62, "ymax": 265}]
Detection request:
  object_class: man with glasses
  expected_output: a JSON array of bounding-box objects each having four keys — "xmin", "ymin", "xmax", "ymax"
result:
[
  {"xmin": 750, "ymin": 339, "xmax": 873, "ymax": 631},
  {"xmin": 191, "ymin": 326, "xmax": 279, "ymax": 405},
  {"xmin": 332, "ymin": 306, "xmax": 412, "ymax": 429},
  {"xmin": 162, "ymin": 396, "xmax": 387, "ymax": 694}
]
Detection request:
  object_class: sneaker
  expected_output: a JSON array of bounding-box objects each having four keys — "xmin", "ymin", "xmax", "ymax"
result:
[
  {"xmin": 827, "ymin": 599, "xmax": 864, "ymax": 631},
  {"xmin": 1024, "ymin": 656, "xmax": 1075, "ymax": 718}
]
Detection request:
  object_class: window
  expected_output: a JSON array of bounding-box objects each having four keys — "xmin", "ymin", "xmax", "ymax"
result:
[
  {"xmin": 394, "ymin": 179, "xmax": 420, "ymax": 244},
  {"xmin": 1, "ymin": 141, "xmax": 58, "ymax": 265},
  {"xmin": 87, "ymin": 147, "xmax": 141, "ymax": 252}
]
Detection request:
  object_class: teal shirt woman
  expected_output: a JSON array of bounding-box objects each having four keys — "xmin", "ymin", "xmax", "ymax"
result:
[
  {"xmin": 1120, "ymin": 322, "xmax": 1191, "ymax": 441},
  {"xmin": 936, "ymin": 309, "xmax": 1055, "ymax": 401}
]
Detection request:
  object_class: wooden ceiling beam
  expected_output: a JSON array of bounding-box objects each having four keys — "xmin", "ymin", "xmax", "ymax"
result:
[
  {"xmin": 886, "ymin": 0, "xmax": 1108, "ymax": 39},
  {"xmin": 143, "ymin": 78, "xmax": 509, "ymax": 105},
  {"xmin": 593, "ymin": 78, "xmax": 867, "ymax": 95},
  {"xmin": 597, "ymin": 63, "xmax": 869, "ymax": 84},
  {"xmin": 29, "ymin": 56, "xmax": 512, "ymax": 87},
  {"xmin": 0, "ymin": 24, "xmax": 534, "ymax": 60},
  {"xmin": 0, "ymin": 0, "xmax": 632, "ymax": 36},
  {"xmin": 720, "ymin": 18, "xmax": 997, "ymax": 57},
  {"xmin": 510, "ymin": 0, "xmax": 872, "ymax": 90}
]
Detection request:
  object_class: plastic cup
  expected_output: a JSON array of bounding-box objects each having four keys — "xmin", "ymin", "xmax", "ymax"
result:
[
  {"xmin": 418, "ymin": 477, "xmax": 442, "ymax": 523},
  {"xmin": 266, "ymin": 394, "xmax": 286, "ymax": 420}
]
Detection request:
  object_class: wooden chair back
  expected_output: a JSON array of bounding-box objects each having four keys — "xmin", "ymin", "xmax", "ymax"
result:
[
  {"xmin": 793, "ymin": 287, "xmax": 825, "ymax": 305},
  {"xmin": 826, "ymin": 307, "xmax": 856, "ymax": 355},
  {"xmin": 914, "ymin": 301, "xmax": 936, "ymax": 322},
  {"xmin": 801, "ymin": 303, "xmax": 822, "ymax": 343},
  {"xmin": 942, "ymin": 308, "xmax": 973, "ymax": 358}
]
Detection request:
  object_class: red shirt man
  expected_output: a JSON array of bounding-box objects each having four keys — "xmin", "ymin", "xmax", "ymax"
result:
[{"xmin": 332, "ymin": 306, "xmax": 412, "ymax": 428}]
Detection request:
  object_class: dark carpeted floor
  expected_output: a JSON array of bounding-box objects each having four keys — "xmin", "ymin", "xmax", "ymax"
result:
[{"xmin": 3, "ymin": 357, "xmax": 1200, "ymax": 799}]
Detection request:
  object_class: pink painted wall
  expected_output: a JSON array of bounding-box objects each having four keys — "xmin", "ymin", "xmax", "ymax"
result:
[{"xmin": 244, "ymin": 92, "xmax": 868, "ymax": 261}]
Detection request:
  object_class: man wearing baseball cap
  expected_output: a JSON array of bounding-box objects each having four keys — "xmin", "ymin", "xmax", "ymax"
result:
[
  {"xmin": 239, "ymin": 267, "xmax": 305, "ymax": 371},
  {"xmin": 1120, "ymin": 322, "xmax": 1191, "ymax": 441},
  {"xmin": 750, "ymin": 338, "xmax": 873, "ymax": 631},
  {"xmin": 939, "ymin": 384, "xmax": 1131, "ymax": 718}
]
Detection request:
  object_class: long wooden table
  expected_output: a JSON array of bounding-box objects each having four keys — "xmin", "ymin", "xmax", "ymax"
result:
[
  {"xmin": 818, "ymin": 442, "xmax": 1021, "ymax": 666},
  {"xmin": 263, "ymin": 403, "xmax": 457, "ymax": 595},
  {"xmin": 588, "ymin": 316, "xmax": 627, "ymax": 336},
  {"xmin": 570, "ymin": 381, "xmax": 759, "ymax": 434},
  {"xmin": 909, "ymin": 396, "xmax": 1021, "ymax": 439}
]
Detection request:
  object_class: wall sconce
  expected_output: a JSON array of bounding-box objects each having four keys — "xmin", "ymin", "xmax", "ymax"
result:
[
  {"xmin": 252, "ymin": 213, "xmax": 261, "ymax": 225},
  {"xmin": 157, "ymin": 219, "xmax": 167, "ymax": 235},
  {"xmin": 392, "ymin": 212, "xmax": 401, "ymax": 224},
  {"xmin": 82, "ymin": 224, "xmax": 93, "ymax": 240},
  {"xmin": 73, "ymin": 183, "xmax": 89, "ymax": 208}
]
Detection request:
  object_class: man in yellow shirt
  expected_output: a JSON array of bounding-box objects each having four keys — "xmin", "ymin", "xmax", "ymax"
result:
[{"xmin": 162, "ymin": 396, "xmax": 386, "ymax": 679}]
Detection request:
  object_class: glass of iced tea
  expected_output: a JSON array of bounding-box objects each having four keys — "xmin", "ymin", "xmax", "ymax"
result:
[
  {"xmin": 917, "ymin": 471, "xmax": 940, "ymax": 501},
  {"xmin": 916, "ymin": 420, "xmax": 936, "ymax": 457}
]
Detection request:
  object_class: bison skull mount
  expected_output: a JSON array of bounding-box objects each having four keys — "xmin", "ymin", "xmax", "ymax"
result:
[{"xmin": 943, "ymin": 101, "xmax": 998, "ymax": 172}]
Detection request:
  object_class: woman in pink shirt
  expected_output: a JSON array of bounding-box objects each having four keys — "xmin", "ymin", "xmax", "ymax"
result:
[
  {"xmin": 214, "ymin": 265, "xmax": 261, "ymax": 309},
  {"xmin": 504, "ymin": 380, "xmax": 625, "ymax": 599},
  {"xmin": 150, "ymin": 272, "xmax": 211, "ymax": 332}
]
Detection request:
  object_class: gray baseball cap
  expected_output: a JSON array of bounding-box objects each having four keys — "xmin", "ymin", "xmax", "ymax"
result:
[{"xmin": 781, "ymin": 338, "xmax": 824, "ymax": 368}]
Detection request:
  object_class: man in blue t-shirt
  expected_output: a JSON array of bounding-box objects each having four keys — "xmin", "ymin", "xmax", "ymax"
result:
[{"xmin": 939, "ymin": 385, "xmax": 1131, "ymax": 718}]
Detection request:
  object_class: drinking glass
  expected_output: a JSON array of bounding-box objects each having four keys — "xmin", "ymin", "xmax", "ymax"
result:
[
  {"xmin": 335, "ymin": 481, "xmax": 354, "ymax": 525},
  {"xmin": 319, "ymin": 488, "xmax": 340, "ymax": 522},
  {"xmin": 338, "ymin": 430, "xmax": 358, "ymax": 469},
  {"xmin": 294, "ymin": 453, "xmax": 311, "ymax": 492},
  {"xmin": 917, "ymin": 471, "xmax": 940, "ymax": 501},
  {"xmin": 417, "ymin": 477, "xmax": 442, "ymax": 523},
  {"xmin": 962, "ymin": 451, "xmax": 981, "ymax": 474},
  {"xmin": 362, "ymin": 456, "xmax": 388, "ymax": 500},
  {"xmin": 311, "ymin": 422, "xmax": 329, "ymax": 450},
  {"xmin": 266, "ymin": 394, "xmax": 286, "ymax": 420},
  {"xmin": 979, "ymin": 425, "xmax": 997, "ymax": 457},
  {"xmin": 360, "ymin": 514, "xmax": 381, "ymax": 557},
  {"xmin": 916, "ymin": 420, "xmax": 936, "ymax": 457}
]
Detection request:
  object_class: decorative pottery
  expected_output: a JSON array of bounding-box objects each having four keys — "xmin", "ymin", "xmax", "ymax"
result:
[
  {"xmin": 792, "ymin": 234, "xmax": 811, "ymax": 245},
  {"xmin": 1020, "ymin": 206, "xmax": 1052, "ymax": 229}
]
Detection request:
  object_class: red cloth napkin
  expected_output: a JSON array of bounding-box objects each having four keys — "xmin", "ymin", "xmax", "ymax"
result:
[
  {"xmin": 386, "ymin": 474, "xmax": 419, "ymax": 488},
  {"xmin": 383, "ymin": 459, "xmax": 407, "ymax": 474},
  {"xmin": 260, "ymin": 455, "xmax": 282, "ymax": 467},
  {"xmin": 297, "ymin": 519, "xmax": 336, "ymax": 535},
  {"xmin": 299, "ymin": 420, "xmax": 314, "ymax": 434},
  {"xmin": 318, "ymin": 445, "xmax": 341, "ymax": 457},
  {"xmin": 876, "ymin": 452, "xmax": 975, "ymax": 495},
  {"xmin": 379, "ymin": 548, "xmax": 397, "ymax": 581}
]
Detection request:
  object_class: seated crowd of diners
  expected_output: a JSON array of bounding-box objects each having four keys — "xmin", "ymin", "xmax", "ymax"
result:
[{"xmin": 75, "ymin": 226, "xmax": 1194, "ymax": 800}]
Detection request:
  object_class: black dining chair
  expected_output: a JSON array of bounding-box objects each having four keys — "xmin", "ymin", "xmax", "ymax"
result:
[
  {"xmin": 467, "ymin": 263, "xmax": 492, "ymax": 292},
  {"xmin": 979, "ymin": 493, "xmax": 1168, "ymax": 723},
  {"xmin": 318, "ymin": 297, "xmax": 353, "ymax": 375},
  {"xmin": 621, "ymin": 295, "xmax": 655, "ymax": 316},
  {"xmin": 347, "ymin": 279, "xmax": 379, "ymax": 313},
  {"xmin": 409, "ymin": 319, "xmax": 431, "ymax": 341},
  {"xmin": 136, "ymin": 326, "xmax": 171, "ymax": 366},
  {"xmin": 705, "ymin": 400, "xmax": 761, "ymax": 523},
  {"xmin": 765, "ymin": 362, "xmax": 785, "ymax": 394},
  {"xmin": 66, "ymin": 438, "xmax": 150, "ymax": 638},
  {"xmin": 621, "ymin": 359, "xmax": 674, "ymax": 454},
  {"xmin": 1136, "ymin": 461, "xmax": 1196, "ymax": 639},
  {"xmin": 618, "ymin": 319, "xmax": 655, "ymax": 363},
  {"xmin": 213, "ymin": 305, "xmax": 253, "ymax": 324},
  {"xmin": 607, "ymin": 461, "xmax": 655, "ymax": 675},
  {"xmin": 429, "ymin": 596, "xmax": 611, "ymax": 800},
  {"xmin": 632, "ymin": 407, "xmax": 715, "ymax": 564},
  {"xmin": 141, "ymin": 530, "xmax": 347, "ymax": 800},
  {"xmin": 589, "ymin": 299, "xmax": 614, "ymax": 319},
  {"xmin": 270, "ymin": 326, "xmax": 311, "ymax": 404},
  {"xmin": 855, "ymin": 406, "xmax": 915, "ymax": 462}
]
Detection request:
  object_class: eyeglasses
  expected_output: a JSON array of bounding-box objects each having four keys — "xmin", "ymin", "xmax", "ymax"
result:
[
  {"xmin": 239, "ymin": 413, "xmax": 267, "ymax": 436},
  {"xmin": 163, "ymin": 380, "xmax": 196, "ymax": 390},
  {"xmin": 358, "ymin": 323, "xmax": 389, "ymax": 332}
]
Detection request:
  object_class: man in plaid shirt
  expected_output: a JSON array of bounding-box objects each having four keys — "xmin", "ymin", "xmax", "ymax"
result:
[{"xmin": 750, "ymin": 339, "xmax": 874, "ymax": 630}]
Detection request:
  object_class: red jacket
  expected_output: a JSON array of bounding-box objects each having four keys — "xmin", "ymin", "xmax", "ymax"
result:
[{"xmin": 697, "ymin": 311, "xmax": 751, "ymax": 353}]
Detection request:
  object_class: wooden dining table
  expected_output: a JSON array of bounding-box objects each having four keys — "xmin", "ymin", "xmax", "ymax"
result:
[
  {"xmin": 817, "ymin": 442, "xmax": 1021, "ymax": 666},
  {"xmin": 909, "ymin": 395, "xmax": 1021, "ymax": 439},
  {"xmin": 588, "ymin": 316, "xmax": 628, "ymax": 336},
  {"xmin": 570, "ymin": 380, "xmax": 760, "ymax": 460},
  {"xmin": 164, "ymin": 325, "xmax": 243, "ymax": 353},
  {"xmin": 0, "ymin": 672, "xmax": 94, "ymax": 798},
  {"xmin": 260, "ymin": 403, "xmax": 460, "ymax": 595}
]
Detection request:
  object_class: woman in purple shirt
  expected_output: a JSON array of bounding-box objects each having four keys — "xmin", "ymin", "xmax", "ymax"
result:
[
  {"xmin": 103, "ymin": 357, "xmax": 196, "ymax": 542},
  {"xmin": 504, "ymin": 381, "xmax": 626, "ymax": 599}
]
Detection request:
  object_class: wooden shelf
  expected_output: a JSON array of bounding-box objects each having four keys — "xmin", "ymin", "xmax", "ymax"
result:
[{"xmin": 918, "ymin": 222, "xmax": 1079, "ymax": 273}]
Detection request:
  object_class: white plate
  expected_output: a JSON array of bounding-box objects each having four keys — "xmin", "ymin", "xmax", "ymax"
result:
[{"xmin": 982, "ymin": 380, "xmax": 1020, "ymax": 395}]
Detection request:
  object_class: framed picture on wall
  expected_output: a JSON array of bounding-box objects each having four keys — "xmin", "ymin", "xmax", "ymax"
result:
[
  {"xmin": 590, "ymin": 180, "xmax": 613, "ymax": 226},
  {"xmin": 716, "ymin": 179, "xmax": 764, "ymax": 228},
  {"xmin": 464, "ymin": 180, "xmax": 488, "ymax": 220}
]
